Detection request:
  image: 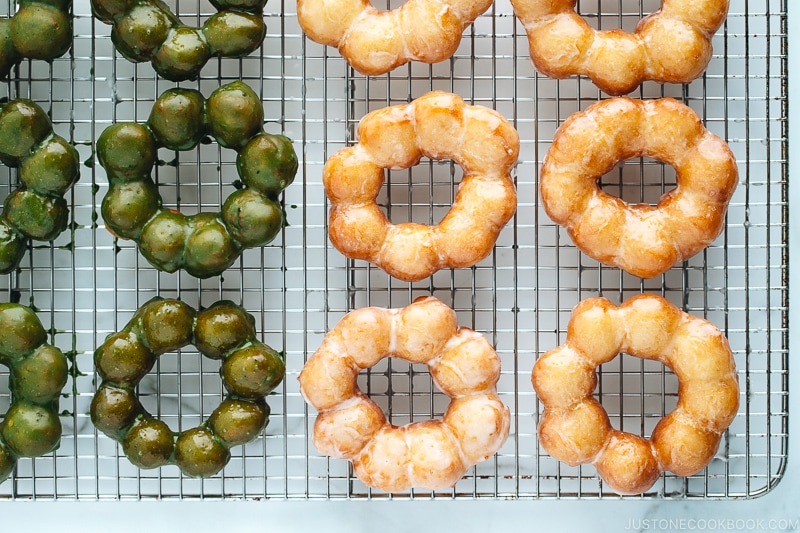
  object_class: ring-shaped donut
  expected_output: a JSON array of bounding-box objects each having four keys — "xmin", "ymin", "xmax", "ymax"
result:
[
  {"xmin": 0, "ymin": 0, "xmax": 72, "ymax": 78},
  {"xmin": 0, "ymin": 303, "xmax": 69, "ymax": 484},
  {"xmin": 324, "ymin": 91, "xmax": 519, "ymax": 282},
  {"xmin": 297, "ymin": 0, "xmax": 492, "ymax": 76},
  {"xmin": 539, "ymin": 97, "xmax": 738, "ymax": 279},
  {"xmin": 92, "ymin": 0, "xmax": 267, "ymax": 81},
  {"xmin": 532, "ymin": 294, "xmax": 739, "ymax": 494},
  {"xmin": 510, "ymin": 0, "xmax": 730, "ymax": 95},
  {"xmin": 96, "ymin": 81, "xmax": 298, "ymax": 279},
  {"xmin": 0, "ymin": 99, "xmax": 80, "ymax": 274},
  {"xmin": 90, "ymin": 297, "xmax": 285, "ymax": 478},
  {"xmin": 298, "ymin": 296, "xmax": 510, "ymax": 492}
]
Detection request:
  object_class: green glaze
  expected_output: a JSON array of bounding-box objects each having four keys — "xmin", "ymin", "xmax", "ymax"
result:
[
  {"xmin": 182, "ymin": 214, "xmax": 241, "ymax": 279},
  {"xmin": 0, "ymin": 219, "xmax": 25, "ymax": 274},
  {"xmin": 11, "ymin": 344, "xmax": 68, "ymax": 404},
  {"xmin": 151, "ymin": 27, "xmax": 211, "ymax": 82},
  {"xmin": 137, "ymin": 210, "xmax": 190, "ymax": 273},
  {"xmin": 146, "ymin": 88, "xmax": 205, "ymax": 150},
  {"xmin": 202, "ymin": 11, "xmax": 265, "ymax": 57},
  {"xmin": 208, "ymin": 398, "xmax": 269, "ymax": 447},
  {"xmin": 89, "ymin": 384, "xmax": 140, "ymax": 437},
  {"xmin": 90, "ymin": 297, "xmax": 285, "ymax": 477},
  {"xmin": 122, "ymin": 417, "xmax": 174, "ymax": 469},
  {"xmin": 111, "ymin": 2, "xmax": 173, "ymax": 61},
  {"xmin": 4, "ymin": 189, "xmax": 69, "ymax": 241},
  {"xmin": 174, "ymin": 427, "xmax": 230, "ymax": 478},
  {"xmin": 0, "ymin": 303, "xmax": 68, "ymax": 485},
  {"xmin": 0, "ymin": 0, "xmax": 72, "ymax": 79},
  {"xmin": 0, "ymin": 401, "xmax": 61, "ymax": 457},
  {"xmin": 194, "ymin": 302, "xmax": 255, "ymax": 359},
  {"xmin": 93, "ymin": 0, "xmax": 265, "ymax": 81},
  {"xmin": 101, "ymin": 180, "xmax": 160, "ymax": 239},
  {"xmin": 9, "ymin": 4, "xmax": 71, "ymax": 60},
  {"xmin": 221, "ymin": 344, "xmax": 285, "ymax": 399},
  {"xmin": 19, "ymin": 135, "xmax": 80, "ymax": 195},
  {"xmin": 221, "ymin": 189, "xmax": 283, "ymax": 248},
  {"xmin": 96, "ymin": 122, "xmax": 157, "ymax": 181},
  {"xmin": 98, "ymin": 81, "xmax": 297, "ymax": 279},
  {"xmin": 0, "ymin": 302, "xmax": 47, "ymax": 363},
  {"xmin": 140, "ymin": 298, "xmax": 194, "ymax": 354},
  {"xmin": 0, "ymin": 99, "xmax": 51, "ymax": 165},
  {"xmin": 237, "ymin": 132, "xmax": 298, "ymax": 197},
  {"xmin": 94, "ymin": 330, "xmax": 156, "ymax": 385},
  {"xmin": 206, "ymin": 81, "xmax": 264, "ymax": 150}
]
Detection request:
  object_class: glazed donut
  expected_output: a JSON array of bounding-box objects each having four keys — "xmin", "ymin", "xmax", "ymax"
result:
[
  {"xmin": 510, "ymin": 0, "xmax": 730, "ymax": 95},
  {"xmin": 92, "ymin": 0, "xmax": 266, "ymax": 81},
  {"xmin": 532, "ymin": 294, "xmax": 739, "ymax": 494},
  {"xmin": 97, "ymin": 81, "xmax": 297, "ymax": 279},
  {"xmin": 91, "ymin": 298, "xmax": 285, "ymax": 477},
  {"xmin": 0, "ymin": 303, "xmax": 68, "ymax": 484},
  {"xmin": 298, "ymin": 296, "xmax": 510, "ymax": 492},
  {"xmin": 0, "ymin": 99, "xmax": 80, "ymax": 274},
  {"xmin": 297, "ymin": 0, "xmax": 492, "ymax": 76},
  {"xmin": 324, "ymin": 91, "xmax": 519, "ymax": 282},
  {"xmin": 0, "ymin": 0, "xmax": 72, "ymax": 78},
  {"xmin": 539, "ymin": 97, "xmax": 738, "ymax": 278}
]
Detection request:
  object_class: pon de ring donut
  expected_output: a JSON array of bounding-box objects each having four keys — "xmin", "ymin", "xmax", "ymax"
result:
[
  {"xmin": 298, "ymin": 296, "xmax": 510, "ymax": 492},
  {"xmin": 92, "ymin": 0, "xmax": 267, "ymax": 81},
  {"xmin": 297, "ymin": 0, "xmax": 493, "ymax": 75},
  {"xmin": 91, "ymin": 298, "xmax": 285, "ymax": 478},
  {"xmin": 97, "ymin": 81, "xmax": 297, "ymax": 279},
  {"xmin": 0, "ymin": 0, "xmax": 72, "ymax": 78},
  {"xmin": 324, "ymin": 91, "xmax": 519, "ymax": 282},
  {"xmin": 539, "ymin": 97, "xmax": 738, "ymax": 279},
  {"xmin": 510, "ymin": 0, "xmax": 730, "ymax": 95},
  {"xmin": 532, "ymin": 294, "xmax": 739, "ymax": 494}
]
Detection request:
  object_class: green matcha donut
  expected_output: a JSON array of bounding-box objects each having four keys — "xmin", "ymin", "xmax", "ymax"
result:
[
  {"xmin": 0, "ymin": 99, "xmax": 80, "ymax": 274},
  {"xmin": 0, "ymin": 302, "xmax": 68, "ymax": 484},
  {"xmin": 93, "ymin": 0, "xmax": 267, "ymax": 81},
  {"xmin": 97, "ymin": 81, "xmax": 297, "ymax": 279},
  {"xmin": 90, "ymin": 297, "xmax": 284, "ymax": 477},
  {"xmin": 0, "ymin": 0, "xmax": 72, "ymax": 79}
]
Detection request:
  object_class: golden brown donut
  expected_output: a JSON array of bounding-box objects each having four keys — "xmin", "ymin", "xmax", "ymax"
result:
[
  {"xmin": 510, "ymin": 0, "xmax": 730, "ymax": 95},
  {"xmin": 296, "ymin": 0, "xmax": 493, "ymax": 76},
  {"xmin": 532, "ymin": 294, "xmax": 739, "ymax": 494},
  {"xmin": 539, "ymin": 97, "xmax": 738, "ymax": 278},
  {"xmin": 324, "ymin": 91, "xmax": 519, "ymax": 282},
  {"xmin": 298, "ymin": 296, "xmax": 510, "ymax": 492}
]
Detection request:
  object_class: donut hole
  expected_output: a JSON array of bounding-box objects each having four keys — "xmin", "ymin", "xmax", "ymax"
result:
[
  {"xmin": 357, "ymin": 359, "xmax": 452, "ymax": 427},
  {"xmin": 0, "ymin": 367, "xmax": 10, "ymax": 414},
  {"xmin": 136, "ymin": 347, "xmax": 226, "ymax": 433},
  {"xmin": 598, "ymin": 156, "xmax": 678, "ymax": 206},
  {"xmin": 576, "ymin": 0, "xmax": 661, "ymax": 33},
  {"xmin": 153, "ymin": 143, "xmax": 241, "ymax": 216},
  {"xmin": 595, "ymin": 354, "xmax": 679, "ymax": 437},
  {"xmin": 378, "ymin": 163, "xmax": 464, "ymax": 226}
]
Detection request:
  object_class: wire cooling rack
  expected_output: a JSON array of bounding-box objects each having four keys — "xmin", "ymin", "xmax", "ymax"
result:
[{"xmin": 0, "ymin": 0, "xmax": 788, "ymax": 500}]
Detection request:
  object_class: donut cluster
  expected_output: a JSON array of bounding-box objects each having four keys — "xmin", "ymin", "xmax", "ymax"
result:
[
  {"xmin": 92, "ymin": 0, "xmax": 267, "ymax": 81},
  {"xmin": 532, "ymin": 295, "xmax": 739, "ymax": 494},
  {"xmin": 539, "ymin": 97, "xmax": 738, "ymax": 278},
  {"xmin": 0, "ymin": 0, "xmax": 72, "ymax": 78},
  {"xmin": 324, "ymin": 91, "xmax": 519, "ymax": 282},
  {"xmin": 97, "ymin": 81, "xmax": 297, "ymax": 279},
  {"xmin": 0, "ymin": 99, "xmax": 80, "ymax": 274},
  {"xmin": 510, "ymin": 0, "xmax": 731, "ymax": 95},
  {"xmin": 297, "ymin": 0, "xmax": 493, "ymax": 76},
  {"xmin": 91, "ymin": 298, "xmax": 285, "ymax": 477},
  {"xmin": 0, "ymin": 303, "xmax": 69, "ymax": 483},
  {"xmin": 298, "ymin": 296, "xmax": 510, "ymax": 492}
]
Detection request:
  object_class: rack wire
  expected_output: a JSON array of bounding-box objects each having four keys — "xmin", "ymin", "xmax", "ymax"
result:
[{"xmin": 0, "ymin": 0, "xmax": 788, "ymax": 499}]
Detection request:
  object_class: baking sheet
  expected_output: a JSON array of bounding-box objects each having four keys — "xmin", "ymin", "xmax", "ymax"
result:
[{"xmin": 0, "ymin": 0, "xmax": 788, "ymax": 501}]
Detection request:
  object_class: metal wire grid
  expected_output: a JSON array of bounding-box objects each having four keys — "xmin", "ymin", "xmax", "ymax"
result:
[{"xmin": 0, "ymin": 0, "xmax": 788, "ymax": 500}]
